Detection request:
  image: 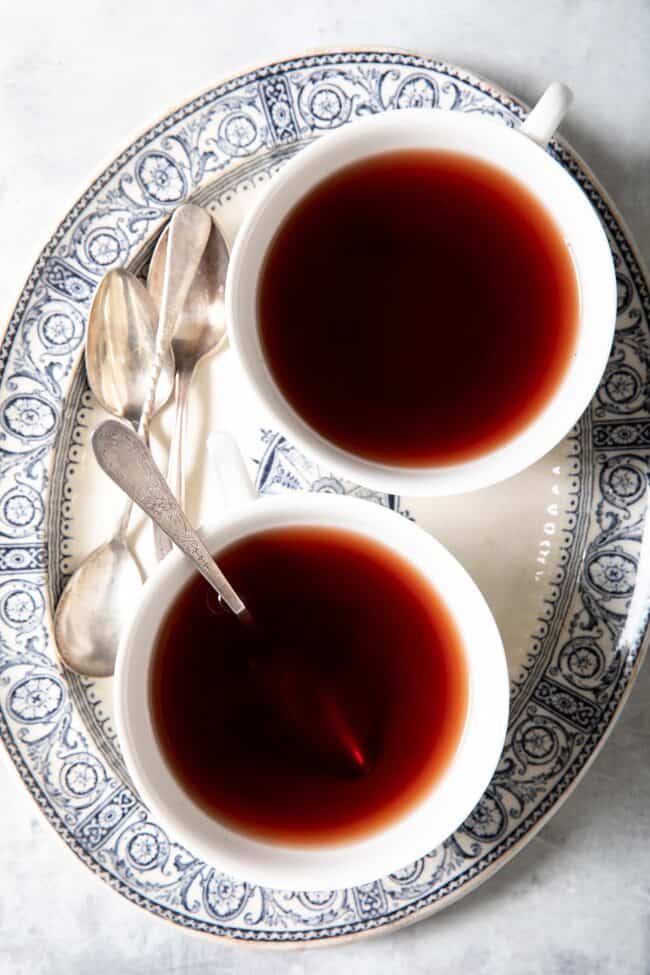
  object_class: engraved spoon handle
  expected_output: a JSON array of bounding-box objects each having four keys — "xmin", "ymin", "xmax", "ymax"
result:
[
  {"xmin": 92, "ymin": 419, "xmax": 249, "ymax": 620},
  {"xmin": 137, "ymin": 204, "xmax": 212, "ymax": 439}
]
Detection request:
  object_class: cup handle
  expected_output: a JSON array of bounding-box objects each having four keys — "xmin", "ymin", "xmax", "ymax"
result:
[
  {"xmin": 206, "ymin": 432, "xmax": 258, "ymax": 510},
  {"xmin": 519, "ymin": 82, "xmax": 573, "ymax": 149}
]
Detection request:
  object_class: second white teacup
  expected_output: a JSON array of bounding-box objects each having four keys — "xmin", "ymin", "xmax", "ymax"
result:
[
  {"xmin": 226, "ymin": 84, "xmax": 616, "ymax": 496},
  {"xmin": 115, "ymin": 435, "xmax": 508, "ymax": 890}
]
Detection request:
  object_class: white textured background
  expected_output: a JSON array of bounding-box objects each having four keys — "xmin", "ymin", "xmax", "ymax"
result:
[{"xmin": 1, "ymin": 1, "xmax": 649, "ymax": 972}]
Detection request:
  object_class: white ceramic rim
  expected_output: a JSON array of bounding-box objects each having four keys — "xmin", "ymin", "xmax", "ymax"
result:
[
  {"xmin": 226, "ymin": 107, "xmax": 617, "ymax": 496},
  {"xmin": 115, "ymin": 494, "xmax": 509, "ymax": 890}
]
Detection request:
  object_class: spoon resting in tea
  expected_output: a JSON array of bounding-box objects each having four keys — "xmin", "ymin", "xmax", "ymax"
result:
[{"xmin": 91, "ymin": 419, "xmax": 369, "ymax": 776}]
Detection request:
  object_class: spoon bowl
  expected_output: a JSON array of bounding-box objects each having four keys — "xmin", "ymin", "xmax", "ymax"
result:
[
  {"xmin": 85, "ymin": 269, "xmax": 173, "ymax": 424},
  {"xmin": 54, "ymin": 537, "xmax": 142, "ymax": 678},
  {"xmin": 148, "ymin": 218, "xmax": 228, "ymax": 364}
]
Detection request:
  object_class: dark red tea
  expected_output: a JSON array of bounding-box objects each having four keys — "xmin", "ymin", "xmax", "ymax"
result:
[
  {"xmin": 150, "ymin": 526, "xmax": 467, "ymax": 845},
  {"xmin": 259, "ymin": 150, "xmax": 579, "ymax": 466}
]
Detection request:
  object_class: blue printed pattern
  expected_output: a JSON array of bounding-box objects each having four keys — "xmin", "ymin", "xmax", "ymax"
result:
[{"xmin": 0, "ymin": 52, "xmax": 649, "ymax": 944}]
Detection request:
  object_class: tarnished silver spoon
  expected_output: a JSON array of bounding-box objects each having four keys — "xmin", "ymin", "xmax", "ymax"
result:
[
  {"xmin": 147, "ymin": 217, "xmax": 228, "ymax": 558},
  {"xmin": 54, "ymin": 270, "xmax": 174, "ymax": 677}
]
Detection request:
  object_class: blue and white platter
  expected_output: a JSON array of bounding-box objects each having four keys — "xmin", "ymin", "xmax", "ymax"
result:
[{"xmin": 2, "ymin": 49, "xmax": 649, "ymax": 946}]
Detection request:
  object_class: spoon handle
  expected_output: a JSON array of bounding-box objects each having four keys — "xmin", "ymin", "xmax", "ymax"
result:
[
  {"xmin": 138, "ymin": 205, "xmax": 212, "ymax": 439},
  {"xmin": 154, "ymin": 365, "xmax": 194, "ymax": 560},
  {"xmin": 92, "ymin": 419, "xmax": 248, "ymax": 620}
]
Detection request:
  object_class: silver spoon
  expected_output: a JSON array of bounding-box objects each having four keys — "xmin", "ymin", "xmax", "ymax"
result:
[
  {"xmin": 54, "ymin": 270, "xmax": 174, "ymax": 677},
  {"xmin": 92, "ymin": 420, "xmax": 369, "ymax": 775},
  {"xmin": 92, "ymin": 419, "xmax": 248, "ymax": 620},
  {"xmin": 147, "ymin": 217, "xmax": 228, "ymax": 558},
  {"xmin": 136, "ymin": 204, "xmax": 213, "ymax": 441}
]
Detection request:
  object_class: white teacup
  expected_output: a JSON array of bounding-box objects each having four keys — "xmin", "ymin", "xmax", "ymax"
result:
[
  {"xmin": 226, "ymin": 84, "xmax": 616, "ymax": 496},
  {"xmin": 115, "ymin": 434, "xmax": 508, "ymax": 890}
]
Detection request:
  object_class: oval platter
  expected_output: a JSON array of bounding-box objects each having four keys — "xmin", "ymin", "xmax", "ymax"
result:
[{"xmin": 1, "ymin": 49, "xmax": 649, "ymax": 946}]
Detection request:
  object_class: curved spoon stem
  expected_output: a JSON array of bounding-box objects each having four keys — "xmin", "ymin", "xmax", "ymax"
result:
[
  {"xmin": 169, "ymin": 366, "xmax": 194, "ymax": 511},
  {"xmin": 154, "ymin": 365, "xmax": 195, "ymax": 560},
  {"xmin": 115, "ymin": 496, "xmax": 134, "ymax": 543}
]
